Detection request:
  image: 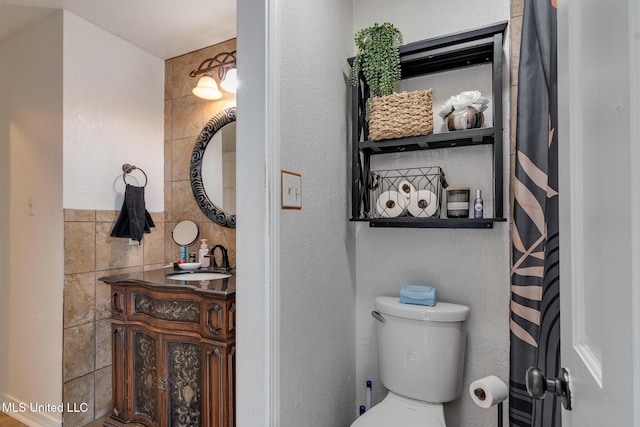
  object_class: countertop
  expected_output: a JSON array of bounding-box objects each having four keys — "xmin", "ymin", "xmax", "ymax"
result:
[{"xmin": 99, "ymin": 266, "xmax": 236, "ymax": 297}]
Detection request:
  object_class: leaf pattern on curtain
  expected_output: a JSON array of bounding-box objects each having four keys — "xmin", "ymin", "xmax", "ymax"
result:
[{"xmin": 510, "ymin": 0, "xmax": 560, "ymax": 425}]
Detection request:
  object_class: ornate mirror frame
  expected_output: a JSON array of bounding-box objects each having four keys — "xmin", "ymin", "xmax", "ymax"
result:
[{"xmin": 190, "ymin": 106, "xmax": 237, "ymax": 228}]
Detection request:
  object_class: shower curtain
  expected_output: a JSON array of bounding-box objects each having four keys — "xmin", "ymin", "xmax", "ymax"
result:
[{"xmin": 509, "ymin": 0, "xmax": 560, "ymax": 426}]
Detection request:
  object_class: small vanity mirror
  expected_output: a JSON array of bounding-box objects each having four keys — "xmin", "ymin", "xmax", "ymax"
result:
[
  {"xmin": 191, "ymin": 106, "xmax": 237, "ymax": 228},
  {"xmin": 172, "ymin": 220, "xmax": 199, "ymax": 246}
]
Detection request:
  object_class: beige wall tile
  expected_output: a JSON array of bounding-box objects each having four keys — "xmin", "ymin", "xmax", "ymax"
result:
[
  {"xmin": 510, "ymin": 15, "xmax": 522, "ymax": 87},
  {"xmin": 64, "ymin": 323, "xmax": 95, "ymax": 381},
  {"xmin": 95, "ymin": 319, "xmax": 112, "ymax": 370},
  {"xmin": 63, "ymin": 374, "xmax": 95, "ymax": 427},
  {"xmin": 165, "ymin": 223, "xmax": 176, "ymax": 264},
  {"xmin": 65, "ymin": 222, "xmax": 96, "ymax": 275},
  {"xmin": 95, "ymin": 223, "xmax": 143, "ymax": 271},
  {"xmin": 171, "ymin": 136, "xmax": 196, "ymax": 182},
  {"xmin": 164, "ymin": 60, "xmax": 172, "ymax": 103},
  {"xmin": 171, "ymin": 180, "xmax": 199, "ymax": 217},
  {"xmin": 149, "ymin": 212, "xmax": 165, "ymax": 224},
  {"xmin": 95, "ymin": 280, "xmax": 112, "ymax": 321},
  {"xmin": 202, "ymin": 98, "xmax": 237, "ymax": 121},
  {"xmin": 64, "ymin": 209, "xmax": 96, "ymax": 222},
  {"xmin": 94, "ymin": 366, "xmax": 113, "ymax": 420},
  {"xmin": 96, "ymin": 210, "xmax": 118, "ymax": 223},
  {"xmin": 164, "ymin": 138, "xmax": 172, "ymax": 181},
  {"xmin": 171, "ymin": 96, "xmax": 204, "ymax": 140},
  {"xmin": 511, "ymin": 0, "xmax": 524, "ymax": 17},
  {"xmin": 143, "ymin": 221, "xmax": 165, "ymax": 265},
  {"xmin": 171, "ymin": 57, "xmax": 200, "ymax": 100},
  {"xmin": 64, "ymin": 272, "xmax": 96, "ymax": 328}
]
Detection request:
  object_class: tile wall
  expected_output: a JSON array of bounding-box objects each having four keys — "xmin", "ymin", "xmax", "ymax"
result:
[
  {"xmin": 62, "ymin": 209, "xmax": 165, "ymax": 426},
  {"xmin": 164, "ymin": 38, "xmax": 237, "ymax": 267}
]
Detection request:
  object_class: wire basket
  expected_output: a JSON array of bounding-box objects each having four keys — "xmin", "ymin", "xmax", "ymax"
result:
[{"xmin": 367, "ymin": 167, "xmax": 446, "ymax": 219}]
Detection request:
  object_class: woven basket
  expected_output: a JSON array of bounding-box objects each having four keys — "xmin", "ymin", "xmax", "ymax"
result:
[{"xmin": 368, "ymin": 89, "xmax": 434, "ymax": 141}]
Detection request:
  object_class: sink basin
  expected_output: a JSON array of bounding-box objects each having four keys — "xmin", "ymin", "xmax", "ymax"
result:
[{"xmin": 166, "ymin": 272, "xmax": 231, "ymax": 282}]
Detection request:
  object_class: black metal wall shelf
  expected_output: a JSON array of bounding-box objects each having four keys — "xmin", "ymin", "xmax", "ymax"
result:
[
  {"xmin": 359, "ymin": 127, "xmax": 495, "ymax": 154},
  {"xmin": 353, "ymin": 217, "xmax": 507, "ymax": 229},
  {"xmin": 350, "ymin": 22, "xmax": 508, "ymax": 229}
]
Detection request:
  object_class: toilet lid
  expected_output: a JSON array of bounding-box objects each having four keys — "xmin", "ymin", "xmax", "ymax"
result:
[{"xmin": 350, "ymin": 395, "xmax": 445, "ymax": 427}]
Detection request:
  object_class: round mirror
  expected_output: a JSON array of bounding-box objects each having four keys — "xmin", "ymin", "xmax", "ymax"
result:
[
  {"xmin": 172, "ymin": 220, "xmax": 200, "ymax": 245},
  {"xmin": 190, "ymin": 106, "xmax": 236, "ymax": 228}
]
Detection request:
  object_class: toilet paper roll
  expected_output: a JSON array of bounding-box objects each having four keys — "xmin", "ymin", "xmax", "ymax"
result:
[
  {"xmin": 469, "ymin": 375, "xmax": 509, "ymax": 409},
  {"xmin": 397, "ymin": 180, "xmax": 416, "ymax": 199},
  {"xmin": 376, "ymin": 190, "xmax": 408, "ymax": 218},
  {"xmin": 407, "ymin": 190, "xmax": 438, "ymax": 218}
]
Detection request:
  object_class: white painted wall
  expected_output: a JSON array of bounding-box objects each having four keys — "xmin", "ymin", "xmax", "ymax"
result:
[
  {"xmin": 278, "ymin": 0, "xmax": 356, "ymax": 425},
  {"xmin": 236, "ymin": 0, "xmax": 270, "ymax": 423},
  {"xmin": 62, "ymin": 11, "xmax": 164, "ymax": 212},
  {"xmin": 353, "ymin": 1, "xmax": 511, "ymax": 426},
  {"xmin": 0, "ymin": 11, "xmax": 65, "ymax": 426},
  {"xmin": 237, "ymin": 0, "xmax": 355, "ymax": 425},
  {"xmin": 0, "ymin": 10, "xmax": 164, "ymax": 426}
]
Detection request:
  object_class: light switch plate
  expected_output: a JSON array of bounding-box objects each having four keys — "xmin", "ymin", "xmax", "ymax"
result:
[{"xmin": 281, "ymin": 170, "xmax": 302, "ymax": 209}]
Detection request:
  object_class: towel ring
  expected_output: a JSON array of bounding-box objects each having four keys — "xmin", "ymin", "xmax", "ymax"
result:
[{"xmin": 122, "ymin": 163, "xmax": 148, "ymax": 187}]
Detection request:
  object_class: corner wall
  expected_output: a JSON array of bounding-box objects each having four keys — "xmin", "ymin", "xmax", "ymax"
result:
[
  {"xmin": 352, "ymin": 2, "xmax": 512, "ymax": 426},
  {"xmin": 0, "ymin": 11, "xmax": 65, "ymax": 427},
  {"xmin": 277, "ymin": 0, "xmax": 356, "ymax": 425},
  {"xmin": 0, "ymin": 9, "xmax": 165, "ymax": 426},
  {"xmin": 59, "ymin": 11, "xmax": 165, "ymax": 426}
]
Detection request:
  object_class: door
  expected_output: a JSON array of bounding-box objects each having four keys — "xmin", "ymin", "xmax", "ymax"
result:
[{"xmin": 557, "ymin": 0, "xmax": 640, "ymax": 424}]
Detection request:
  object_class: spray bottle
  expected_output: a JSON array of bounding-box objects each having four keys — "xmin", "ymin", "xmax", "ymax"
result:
[{"xmin": 474, "ymin": 189, "xmax": 484, "ymax": 219}]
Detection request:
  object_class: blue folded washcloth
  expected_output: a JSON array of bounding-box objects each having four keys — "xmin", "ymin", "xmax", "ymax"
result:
[{"xmin": 400, "ymin": 285, "xmax": 437, "ymax": 306}]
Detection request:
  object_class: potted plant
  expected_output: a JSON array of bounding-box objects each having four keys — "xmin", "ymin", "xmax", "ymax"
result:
[
  {"xmin": 350, "ymin": 23, "xmax": 433, "ymax": 141},
  {"xmin": 350, "ymin": 22, "xmax": 403, "ymax": 100}
]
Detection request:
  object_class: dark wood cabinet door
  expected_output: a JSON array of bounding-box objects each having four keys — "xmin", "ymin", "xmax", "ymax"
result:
[
  {"xmin": 163, "ymin": 334, "xmax": 204, "ymax": 426},
  {"xmin": 202, "ymin": 342, "xmax": 235, "ymax": 427},
  {"xmin": 129, "ymin": 326, "xmax": 162, "ymax": 426}
]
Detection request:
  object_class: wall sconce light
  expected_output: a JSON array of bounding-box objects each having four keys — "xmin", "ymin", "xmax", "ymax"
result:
[{"xmin": 190, "ymin": 51, "xmax": 237, "ymax": 100}]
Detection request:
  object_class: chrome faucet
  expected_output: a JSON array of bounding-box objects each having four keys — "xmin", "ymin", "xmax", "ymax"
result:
[{"xmin": 209, "ymin": 245, "xmax": 230, "ymax": 271}]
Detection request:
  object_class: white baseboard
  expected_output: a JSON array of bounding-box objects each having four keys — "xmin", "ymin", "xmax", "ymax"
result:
[{"xmin": 0, "ymin": 393, "xmax": 62, "ymax": 427}]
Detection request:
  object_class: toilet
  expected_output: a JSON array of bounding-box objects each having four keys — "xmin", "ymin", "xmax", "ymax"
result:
[{"xmin": 352, "ymin": 296, "xmax": 470, "ymax": 427}]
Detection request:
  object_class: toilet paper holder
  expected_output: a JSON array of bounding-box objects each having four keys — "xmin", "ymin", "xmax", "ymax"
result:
[
  {"xmin": 470, "ymin": 375, "xmax": 508, "ymax": 427},
  {"xmin": 472, "ymin": 388, "xmax": 503, "ymax": 427}
]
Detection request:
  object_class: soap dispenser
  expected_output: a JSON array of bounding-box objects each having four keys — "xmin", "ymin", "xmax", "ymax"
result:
[{"xmin": 198, "ymin": 239, "xmax": 210, "ymax": 268}]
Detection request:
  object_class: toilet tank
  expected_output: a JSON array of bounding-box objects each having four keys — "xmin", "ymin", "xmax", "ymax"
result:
[{"xmin": 374, "ymin": 296, "xmax": 470, "ymax": 403}]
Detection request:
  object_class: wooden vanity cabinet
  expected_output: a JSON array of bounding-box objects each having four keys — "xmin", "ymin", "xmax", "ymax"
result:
[{"xmin": 104, "ymin": 282, "xmax": 235, "ymax": 427}]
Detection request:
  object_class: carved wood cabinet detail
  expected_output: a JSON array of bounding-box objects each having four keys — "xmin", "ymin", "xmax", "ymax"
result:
[{"xmin": 103, "ymin": 283, "xmax": 235, "ymax": 427}]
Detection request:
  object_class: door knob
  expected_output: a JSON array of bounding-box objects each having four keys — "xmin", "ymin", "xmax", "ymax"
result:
[{"xmin": 525, "ymin": 367, "xmax": 572, "ymax": 410}]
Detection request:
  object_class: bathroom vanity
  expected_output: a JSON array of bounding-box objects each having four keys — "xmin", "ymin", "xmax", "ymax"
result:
[{"xmin": 100, "ymin": 268, "xmax": 236, "ymax": 427}]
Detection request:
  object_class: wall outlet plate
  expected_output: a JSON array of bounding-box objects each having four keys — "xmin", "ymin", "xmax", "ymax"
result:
[{"xmin": 281, "ymin": 170, "xmax": 302, "ymax": 209}]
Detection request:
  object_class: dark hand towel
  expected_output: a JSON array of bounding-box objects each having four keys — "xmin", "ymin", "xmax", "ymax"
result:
[{"xmin": 110, "ymin": 184, "xmax": 155, "ymax": 242}]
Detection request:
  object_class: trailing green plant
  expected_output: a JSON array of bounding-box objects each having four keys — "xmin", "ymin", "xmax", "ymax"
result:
[{"xmin": 350, "ymin": 22, "xmax": 403, "ymax": 98}]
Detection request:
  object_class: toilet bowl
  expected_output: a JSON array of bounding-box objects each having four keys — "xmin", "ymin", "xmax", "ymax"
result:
[
  {"xmin": 351, "ymin": 392, "xmax": 445, "ymax": 427},
  {"xmin": 351, "ymin": 296, "xmax": 470, "ymax": 427}
]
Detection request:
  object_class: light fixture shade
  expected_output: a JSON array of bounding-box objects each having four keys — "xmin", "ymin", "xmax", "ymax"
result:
[
  {"xmin": 220, "ymin": 68, "xmax": 237, "ymax": 93},
  {"xmin": 192, "ymin": 75, "xmax": 223, "ymax": 100}
]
